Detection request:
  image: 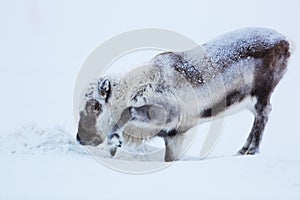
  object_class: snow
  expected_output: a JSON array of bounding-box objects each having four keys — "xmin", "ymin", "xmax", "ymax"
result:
[
  {"xmin": 0, "ymin": 123, "xmax": 86, "ymax": 155},
  {"xmin": 202, "ymin": 27, "xmax": 287, "ymax": 65},
  {"xmin": 1, "ymin": 124, "xmax": 300, "ymax": 199},
  {"xmin": 1, "ymin": 0, "xmax": 300, "ymax": 200}
]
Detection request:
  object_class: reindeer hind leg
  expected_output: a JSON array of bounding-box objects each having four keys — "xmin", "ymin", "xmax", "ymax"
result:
[
  {"xmin": 237, "ymin": 43, "xmax": 288, "ymax": 155},
  {"xmin": 237, "ymin": 96, "xmax": 272, "ymax": 155}
]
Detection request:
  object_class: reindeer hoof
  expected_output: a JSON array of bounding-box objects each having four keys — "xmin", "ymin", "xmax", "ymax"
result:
[
  {"xmin": 245, "ymin": 147, "xmax": 260, "ymax": 155},
  {"xmin": 109, "ymin": 148, "xmax": 117, "ymax": 156},
  {"xmin": 107, "ymin": 133, "xmax": 123, "ymax": 157},
  {"xmin": 236, "ymin": 147, "xmax": 248, "ymax": 155},
  {"xmin": 236, "ymin": 146, "xmax": 260, "ymax": 156}
]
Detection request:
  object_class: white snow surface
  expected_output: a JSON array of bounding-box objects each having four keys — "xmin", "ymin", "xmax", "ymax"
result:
[
  {"xmin": 0, "ymin": 123, "xmax": 86, "ymax": 155},
  {"xmin": 1, "ymin": 1, "xmax": 300, "ymax": 200},
  {"xmin": 1, "ymin": 123, "xmax": 300, "ymax": 200}
]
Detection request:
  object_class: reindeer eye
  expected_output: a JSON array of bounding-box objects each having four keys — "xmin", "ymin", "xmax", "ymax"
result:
[
  {"xmin": 86, "ymin": 100, "xmax": 102, "ymax": 114},
  {"xmin": 93, "ymin": 101, "xmax": 100, "ymax": 112}
]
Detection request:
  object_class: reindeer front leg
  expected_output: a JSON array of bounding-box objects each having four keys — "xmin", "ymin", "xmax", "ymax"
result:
[
  {"xmin": 106, "ymin": 107, "xmax": 131, "ymax": 156},
  {"xmin": 106, "ymin": 103, "xmax": 178, "ymax": 156}
]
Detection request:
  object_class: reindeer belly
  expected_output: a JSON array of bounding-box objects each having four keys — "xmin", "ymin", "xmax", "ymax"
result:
[
  {"xmin": 199, "ymin": 91, "xmax": 257, "ymax": 119},
  {"xmin": 197, "ymin": 57, "xmax": 258, "ymax": 120}
]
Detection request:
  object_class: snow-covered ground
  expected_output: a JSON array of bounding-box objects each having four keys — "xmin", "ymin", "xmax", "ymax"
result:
[
  {"xmin": 1, "ymin": 0, "xmax": 300, "ymax": 199},
  {"xmin": 1, "ymin": 123, "xmax": 300, "ymax": 200}
]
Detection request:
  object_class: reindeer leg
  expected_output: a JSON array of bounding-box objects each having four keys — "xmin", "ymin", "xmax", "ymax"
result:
[
  {"xmin": 246, "ymin": 103, "xmax": 272, "ymax": 155},
  {"xmin": 107, "ymin": 104, "xmax": 174, "ymax": 156},
  {"xmin": 106, "ymin": 108, "xmax": 131, "ymax": 156},
  {"xmin": 162, "ymin": 133, "xmax": 187, "ymax": 162},
  {"xmin": 238, "ymin": 101, "xmax": 272, "ymax": 155},
  {"xmin": 237, "ymin": 131, "xmax": 254, "ymax": 155}
]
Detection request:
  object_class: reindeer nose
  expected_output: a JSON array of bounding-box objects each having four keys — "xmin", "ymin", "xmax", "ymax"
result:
[{"xmin": 76, "ymin": 134, "xmax": 84, "ymax": 145}]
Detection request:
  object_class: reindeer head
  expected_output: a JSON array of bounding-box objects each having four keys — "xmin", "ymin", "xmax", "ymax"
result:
[{"xmin": 76, "ymin": 78, "xmax": 112, "ymax": 146}]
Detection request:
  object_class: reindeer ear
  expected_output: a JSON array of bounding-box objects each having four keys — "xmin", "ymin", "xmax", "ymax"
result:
[{"xmin": 98, "ymin": 78, "xmax": 111, "ymax": 103}]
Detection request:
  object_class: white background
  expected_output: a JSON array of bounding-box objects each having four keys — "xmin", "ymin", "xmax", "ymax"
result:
[{"xmin": 0, "ymin": 0, "xmax": 300, "ymax": 199}]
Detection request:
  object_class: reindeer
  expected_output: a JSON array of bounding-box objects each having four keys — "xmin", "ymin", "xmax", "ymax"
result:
[{"xmin": 76, "ymin": 27, "xmax": 291, "ymax": 162}]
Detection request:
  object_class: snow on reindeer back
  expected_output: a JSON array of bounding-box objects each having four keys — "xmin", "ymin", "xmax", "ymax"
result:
[
  {"xmin": 202, "ymin": 27, "xmax": 288, "ymax": 66},
  {"xmin": 151, "ymin": 28, "xmax": 287, "ymax": 86}
]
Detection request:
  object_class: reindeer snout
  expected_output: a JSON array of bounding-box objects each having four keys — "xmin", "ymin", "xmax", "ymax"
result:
[
  {"xmin": 76, "ymin": 132, "xmax": 103, "ymax": 146},
  {"xmin": 76, "ymin": 134, "xmax": 84, "ymax": 145}
]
